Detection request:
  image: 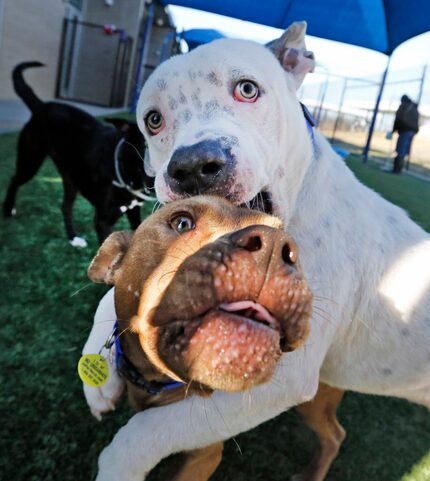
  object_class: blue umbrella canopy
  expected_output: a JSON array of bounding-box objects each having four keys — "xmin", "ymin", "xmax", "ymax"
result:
[
  {"xmin": 181, "ymin": 28, "xmax": 226, "ymax": 50},
  {"xmin": 162, "ymin": 0, "xmax": 430, "ymax": 54}
]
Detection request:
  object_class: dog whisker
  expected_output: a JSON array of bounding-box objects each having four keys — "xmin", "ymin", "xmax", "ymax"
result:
[
  {"xmin": 79, "ymin": 317, "xmax": 122, "ymax": 334},
  {"xmin": 157, "ymin": 269, "xmax": 180, "ymax": 284},
  {"xmin": 313, "ymin": 295, "xmax": 339, "ymax": 306},
  {"xmin": 208, "ymin": 396, "xmax": 242, "ymax": 455},
  {"xmin": 69, "ymin": 283, "xmax": 95, "ymax": 297},
  {"xmin": 355, "ymin": 317, "xmax": 383, "ymax": 343},
  {"xmin": 201, "ymin": 397, "xmax": 218, "ymax": 437},
  {"xmin": 312, "ymin": 307, "xmax": 337, "ymax": 326},
  {"xmin": 124, "ymin": 140, "xmax": 145, "ymax": 164},
  {"xmin": 184, "ymin": 379, "xmax": 194, "ymax": 398},
  {"xmin": 94, "ymin": 317, "xmax": 127, "ymax": 325}
]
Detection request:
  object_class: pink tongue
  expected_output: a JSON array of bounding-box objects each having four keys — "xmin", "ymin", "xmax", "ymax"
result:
[{"xmin": 219, "ymin": 301, "xmax": 278, "ymax": 329}]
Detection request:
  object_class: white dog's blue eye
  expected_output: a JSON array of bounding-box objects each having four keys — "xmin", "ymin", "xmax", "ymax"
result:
[
  {"xmin": 234, "ymin": 80, "xmax": 259, "ymax": 103},
  {"xmin": 170, "ymin": 214, "xmax": 195, "ymax": 233}
]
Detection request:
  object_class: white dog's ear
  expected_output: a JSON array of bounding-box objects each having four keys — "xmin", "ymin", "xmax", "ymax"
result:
[
  {"xmin": 267, "ymin": 21, "xmax": 315, "ymax": 89},
  {"xmin": 88, "ymin": 231, "xmax": 133, "ymax": 285}
]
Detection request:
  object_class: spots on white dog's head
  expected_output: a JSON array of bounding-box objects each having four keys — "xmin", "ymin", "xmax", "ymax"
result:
[
  {"xmin": 178, "ymin": 90, "xmax": 187, "ymax": 105},
  {"xmin": 230, "ymin": 67, "xmax": 245, "ymax": 81},
  {"xmin": 168, "ymin": 95, "xmax": 178, "ymax": 111},
  {"xmin": 314, "ymin": 238, "xmax": 322, "ymax": 248},
  {"xmin": 381, "ymin": 368, "xmax": 393, "ymax": 376},
  {"xmin": 276, "ymin": 166, "xmax": 285, "ymax": 178},
  {"xmin": 206, "ymin": 71, "xmax": 223, "ymax": 87},
  {"xmin": 195, "ymin": 130, "xmax": 207, "ymax": 139},
  {"xmin": 323, "ymin": 218, "xmax": 331, "ymax": 230},
  {"xmin": 222, "ymin": 106, "xmax": 235, "ymax": 117},
  {"xmin": 180, "ymin": 109, "xmax": 193, "ymax": 124},
  {"xmin": 191, "ymin": 91, "xmax": 203, "ymax": 111},
  {"xmin": 224, "ymin": 135, "xmax": 239, "ymax": 147},
  {"xmin": 200, "ymin": 100, "xmax": 220, "ymax": 121},
  {"xmin": 188, "ymin": 69, "xmax": 197, "ymax": 81},
  {"xmin": 156, "ymin": 78, "xmax": 168, "ymax": 91}
]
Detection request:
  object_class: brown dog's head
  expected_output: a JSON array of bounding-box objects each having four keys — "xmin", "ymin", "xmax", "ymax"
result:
[{"xmin": 88, "ymin": 196, "xmax": 312, "ymax": 392}]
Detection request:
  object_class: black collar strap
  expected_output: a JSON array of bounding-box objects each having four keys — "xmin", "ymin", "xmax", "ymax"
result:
[
  {"xmin": 109, "ymin": 321, "xmax": 184, "ymax": 395},
  {"xmin": 300, "ymin": 102, "xmax": 316, "ymax": 128},
  {"xmin": 299, "ymin": 102, "xmax": 316, "ymax": 149}
]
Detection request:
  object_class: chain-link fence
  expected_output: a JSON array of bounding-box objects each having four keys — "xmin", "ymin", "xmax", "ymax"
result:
[{"xmin": 300, "ymin": 66, "xmax": 430, "ymax": 174}]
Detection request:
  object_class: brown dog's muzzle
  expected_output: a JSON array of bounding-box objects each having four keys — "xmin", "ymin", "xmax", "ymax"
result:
[{"xmin": 139, "ymin": 224, "xmax": 312, "ymax": 392}]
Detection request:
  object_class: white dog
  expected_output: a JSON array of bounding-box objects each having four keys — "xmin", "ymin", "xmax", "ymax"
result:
[{"xmin": 83, "ymin": 22, "xmax": 430, "ymax": 481}]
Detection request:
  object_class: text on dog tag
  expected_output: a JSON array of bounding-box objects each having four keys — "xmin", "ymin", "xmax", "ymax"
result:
[{"xmin": 78, "ymin": 354, "xmax": 109, "ymax": 387}]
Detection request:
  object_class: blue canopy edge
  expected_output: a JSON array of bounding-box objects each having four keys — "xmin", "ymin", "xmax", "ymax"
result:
[{"xmin": 162, "ymin": 0, "xmax": 430, "ymax": 54}]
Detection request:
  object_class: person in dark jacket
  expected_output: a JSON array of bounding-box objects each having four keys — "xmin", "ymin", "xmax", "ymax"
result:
[{"xmin": 391, "ymin": 95, "xmax": 420, "ymax": 174}]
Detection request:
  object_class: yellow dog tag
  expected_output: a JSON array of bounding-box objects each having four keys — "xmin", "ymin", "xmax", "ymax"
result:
[{"xmin": 78, "ymin": 354, "xmax": 109, "ymax": 387}]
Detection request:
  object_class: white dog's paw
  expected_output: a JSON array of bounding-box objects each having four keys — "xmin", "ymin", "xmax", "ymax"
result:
[
  {"xmin": 83, "ymin": 382, "xmax": 124, "ymax": 421},
  {"xmin": 84, "ymin": 384, "xmax": 122, "ymax": 421},
  {"xmin": 70, "ymin": 236, "xmax": 88, "ymax": 248},
  {"xmin": 83, "ymin": 369, "xmax": 125, "ymax": 421}
]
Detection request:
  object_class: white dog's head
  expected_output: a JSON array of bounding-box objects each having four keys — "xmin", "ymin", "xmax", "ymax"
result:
[{"xmin": 137, "ymin": 22, "xmax": 315, "ymax": 220}]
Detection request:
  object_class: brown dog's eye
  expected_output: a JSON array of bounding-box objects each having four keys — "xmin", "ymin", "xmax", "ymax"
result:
[{"xmin": 170, "ymin": 214, "xmax": 195, "ymax": 233}]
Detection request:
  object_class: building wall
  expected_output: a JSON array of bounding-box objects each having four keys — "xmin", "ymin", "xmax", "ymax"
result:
[
  {"xmin": 84, "ymin": 0, "xmax": 143, "ymax": 34},
  {"xmin": 82, "ymin": 0, "xmax": 144, "ymax": 104},
  {"xmin": 0, "ymin": 0, "xmax": 67, "ymax": 101}
]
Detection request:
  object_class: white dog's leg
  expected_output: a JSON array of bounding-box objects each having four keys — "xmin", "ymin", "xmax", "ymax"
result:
[
  {"xmin": 82, "ymin": 288, "xmax": 125, "ymax": 420},
  {"xmin": 95, "ymin": 352, "xmax": 319, "ymax": 481}
]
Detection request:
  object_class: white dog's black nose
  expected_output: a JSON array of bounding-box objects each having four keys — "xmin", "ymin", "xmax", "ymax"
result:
[{"xmin": 167, "ymin": 140, "xmax": 235, "ymax": 195}]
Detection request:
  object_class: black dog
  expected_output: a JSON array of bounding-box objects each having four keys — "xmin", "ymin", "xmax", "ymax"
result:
[{"xmin": 3, "ymin": 62, "xmax": 154, "ymax": 246}]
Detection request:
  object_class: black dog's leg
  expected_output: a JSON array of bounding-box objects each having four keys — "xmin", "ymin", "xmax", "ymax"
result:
[
  {"xmin": 94, "ymin": 208, "xmax": 121, "ymax": 245},
  {"xmin": 3, "ymin": 122, "xmax": 47, "ymax": 217},
  {"xmin": 126, "ymin": 205, "xmax": 142, "ymax": 230},
  {"xmin": 60, "ymin": 173, "xmax": 79, "ymax": 242}
]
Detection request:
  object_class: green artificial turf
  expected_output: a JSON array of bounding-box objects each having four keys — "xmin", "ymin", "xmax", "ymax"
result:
[{"xmin": 1, "ymin": 129, "xmax": 430, "ymax": 481}]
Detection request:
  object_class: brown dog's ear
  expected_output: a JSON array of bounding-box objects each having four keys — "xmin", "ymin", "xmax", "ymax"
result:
[
  {"xmin": 88, "ymin": 231, "xmax": 133, "ymax": 285},
  {"xmin": 266, "ymin": 21, "xmax": 315, "ymax": 89}
]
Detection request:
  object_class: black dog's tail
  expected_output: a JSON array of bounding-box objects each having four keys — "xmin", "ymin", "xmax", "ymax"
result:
[{"xmin": 12, "ymin": 61, "xmax": 45, "ymax": 112}]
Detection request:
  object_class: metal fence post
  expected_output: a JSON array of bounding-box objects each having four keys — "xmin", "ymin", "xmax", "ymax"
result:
[
  {"xmin": 331, "ymin": 77, "xmax": 348, "ymax": 142},
  {"xmin": 417, "ymin": 64, "xmax": 428, "ymax": 105},
  {"xmin": 363, "ymin": 56, "xmax": 391, "ymax": 162}
]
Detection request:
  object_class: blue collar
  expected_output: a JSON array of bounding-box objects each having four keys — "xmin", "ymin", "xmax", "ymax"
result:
[
  {"xmin": 300, "ymin": 102, "xmax": 315, "ymax": 146},
  {"xmin": 106, "ymin": 321, "xmax": 184, "ymax": 395}
]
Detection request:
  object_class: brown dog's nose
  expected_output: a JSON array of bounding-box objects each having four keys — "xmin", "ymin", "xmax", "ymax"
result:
[{"xmin": 229, "ymin": 225, "xmax": 297, "ymax": 267}]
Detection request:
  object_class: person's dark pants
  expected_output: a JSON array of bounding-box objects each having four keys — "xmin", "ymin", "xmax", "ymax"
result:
[{"xmin": 393, "ymin": 130, "xmax": 415, "ymax": 173}]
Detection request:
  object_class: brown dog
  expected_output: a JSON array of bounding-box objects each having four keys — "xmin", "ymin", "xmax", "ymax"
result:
[{"xmin": 87, "ymin": 195, "xmax": 313, "ymax": 480}]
